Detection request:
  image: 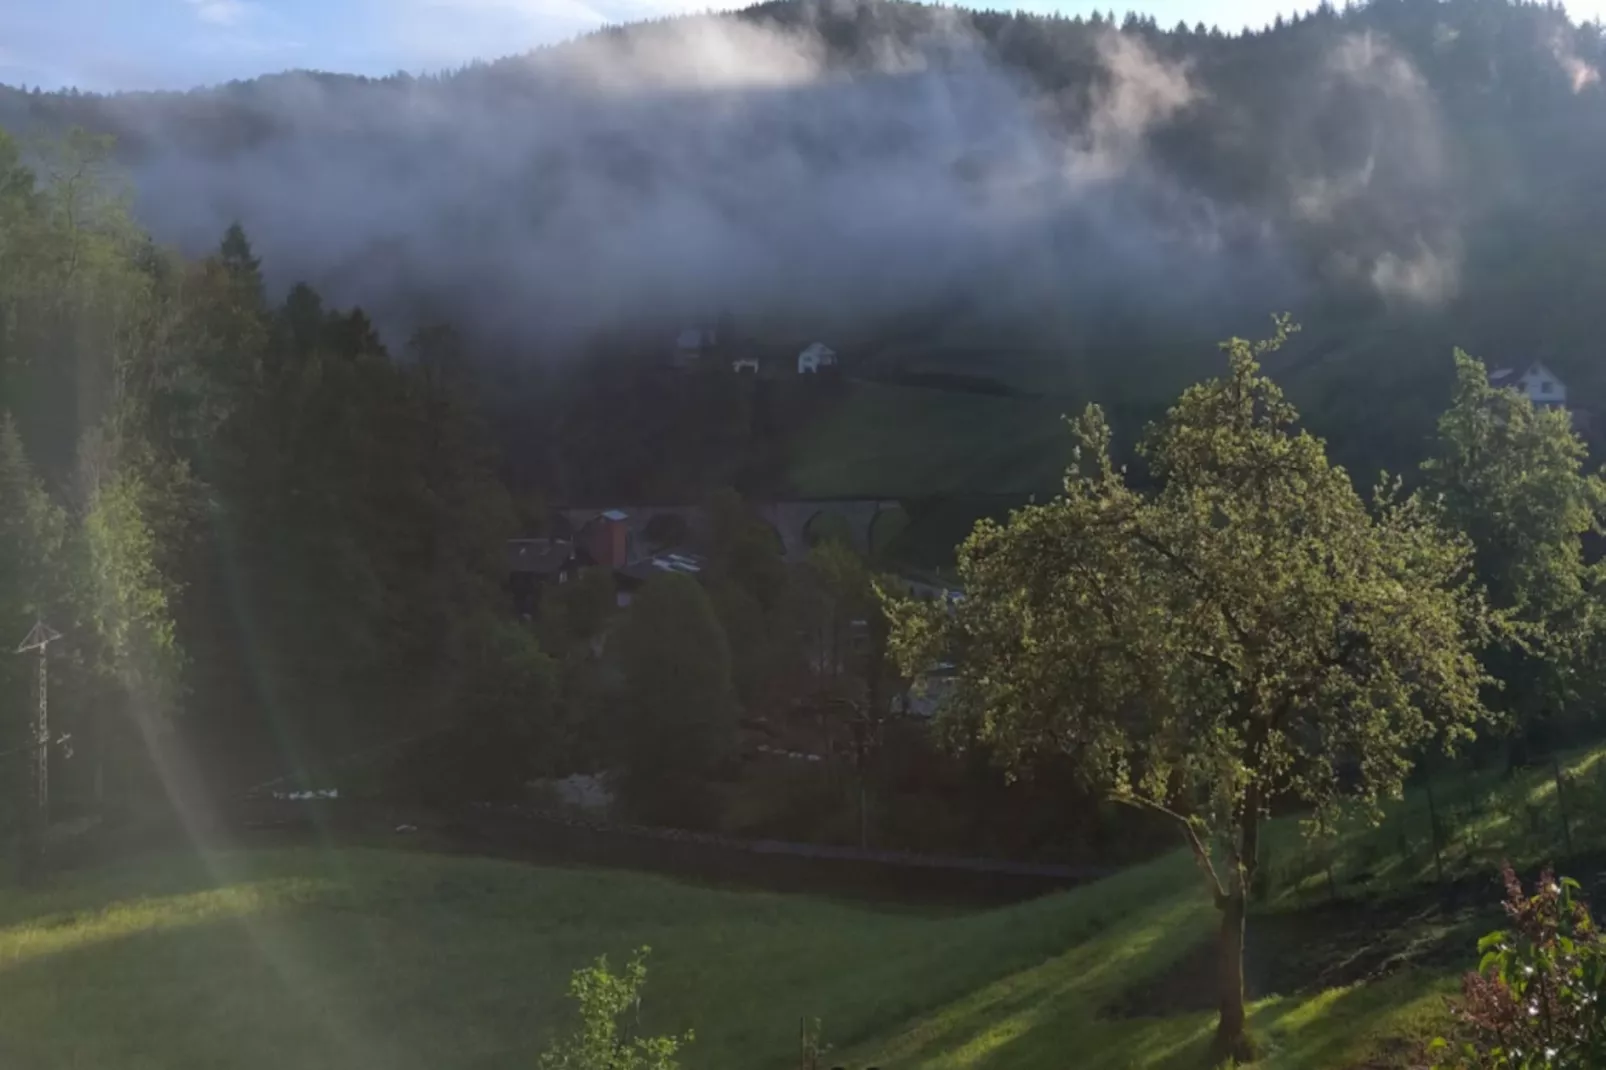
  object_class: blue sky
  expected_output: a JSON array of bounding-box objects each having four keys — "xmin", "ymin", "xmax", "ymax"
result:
[{"xmin": 6, "ymin": 0, "xmax": 1363, "ymax": 92}]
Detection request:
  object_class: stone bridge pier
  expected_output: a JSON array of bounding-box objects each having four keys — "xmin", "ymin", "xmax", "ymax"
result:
[{"xmin": 757, "ymin": 499, "xmax": 901, "ymax": 562}]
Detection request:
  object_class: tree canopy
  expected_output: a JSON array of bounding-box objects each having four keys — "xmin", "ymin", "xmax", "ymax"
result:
[
  {"xmin": 1422, "ymin": 351, "xmax": 1606, "ymax": 747},
  {"xmin": 613, "ymin": 572, "xmax": 740, "ymax": 824},
  {"xmin": 888, "ymin": 322, "xmax": 1494, "ymax": 1058}
]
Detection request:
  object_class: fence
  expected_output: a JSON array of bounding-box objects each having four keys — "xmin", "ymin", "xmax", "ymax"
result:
[{"xmin": 1264, "ymin": 748, "xmax": 1606, "ymax": 905}]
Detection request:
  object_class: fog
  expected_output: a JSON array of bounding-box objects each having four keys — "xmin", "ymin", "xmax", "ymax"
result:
[{"xmin": 90, "ymin": 7, "xmax": 1462, "ymax": 355}]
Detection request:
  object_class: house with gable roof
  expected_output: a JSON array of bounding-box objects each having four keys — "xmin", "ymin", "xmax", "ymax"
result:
[{"xmin": 1488, "ymin": 362, "xmax": 1568, "ymax": 410}]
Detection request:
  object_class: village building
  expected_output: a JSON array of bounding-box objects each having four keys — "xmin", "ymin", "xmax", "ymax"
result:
[
  {"xmin": 1488, "ymin": 362, "xmax": 1568, "ymax": 410},
  {"xmin": 797, "ymin": 342, "xmax": 837, "ymax": 374}
]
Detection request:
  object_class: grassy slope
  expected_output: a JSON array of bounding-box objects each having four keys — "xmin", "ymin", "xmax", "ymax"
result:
[
  {"xmin": 1264, "ymin": 744, "xmax": 1606, "ymax": 908},
  {"xmin": 789, "ymin": 381, "xmax": 1073, "ymax": 498},
  {"xmin": 0, "ymin": 839, "xmax": 1456, "ymax": 1070}
]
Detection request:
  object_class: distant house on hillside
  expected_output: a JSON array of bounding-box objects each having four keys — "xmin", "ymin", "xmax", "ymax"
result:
[
  {"xmin": 1489, "ymin": 362, "xmax": 1568, "ymax": 410},
  {"xmin": 672, "ymin": 326, "xmax": 719, "ymax": 370},
  {"xmin": 797, "ymin": 342, "xmax": 837, "ymax": 374}
]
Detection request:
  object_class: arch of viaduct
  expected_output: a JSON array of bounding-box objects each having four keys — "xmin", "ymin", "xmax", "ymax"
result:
[{"xmin": 558, "ymin": 498, "xmax": 901, "ymax": 563}]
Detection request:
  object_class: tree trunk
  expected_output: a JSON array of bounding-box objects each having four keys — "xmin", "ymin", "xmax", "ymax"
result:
[
  {"xmin": 1212, "ymin": 891, "xmax": 1250, "ymax": 1063},
  {"xmin": 1212, "ymin": 797, "xmax": 1261, "ymax": 1065}
]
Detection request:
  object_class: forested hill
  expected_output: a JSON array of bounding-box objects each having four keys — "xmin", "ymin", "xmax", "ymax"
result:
[{"xmin": 4, "ymin": 0, "xmax": 1606, "ymax": 480}]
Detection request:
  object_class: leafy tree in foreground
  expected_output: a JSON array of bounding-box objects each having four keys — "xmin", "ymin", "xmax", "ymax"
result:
[
  {"xmin": 1422, "ymin": 352, "xmax": 1606, "ymax": 759},
  {"xmin": 539, "ymin": 947, "xmax": 690, "ymax": 1070},
  {"xmin": 886, "ymin": 323, "xmax": 1492, "ymax": 1062}
]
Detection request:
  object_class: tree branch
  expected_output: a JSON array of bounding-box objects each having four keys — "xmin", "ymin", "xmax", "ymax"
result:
[
  {"xmin": 1111, "ymin": 792, "xmax": 1228, "ymax": 907},
  {"xmin": 1127, "ymin": 529, "xmax": 1256, "ymax": 649}
]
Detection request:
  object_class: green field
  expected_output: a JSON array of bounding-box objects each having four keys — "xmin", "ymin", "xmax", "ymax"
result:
[
  {"xmin": 17, "ymin": 732, "xmax": 1603, "ymax": 1070},
  {"xmin": 789, "ymin": 382, "xmax": 1074, "ymax": 498},
  {"xmin": 0, "ymin": 836, "xmax": 1463, "ymax": 1070}
]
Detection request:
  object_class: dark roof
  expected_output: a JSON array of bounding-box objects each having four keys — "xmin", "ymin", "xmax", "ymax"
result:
[{"xmin": 508, "ymin": 538, "xmax": 574, "ymax": 574}]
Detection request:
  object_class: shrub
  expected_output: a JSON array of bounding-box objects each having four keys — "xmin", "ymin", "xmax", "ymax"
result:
[
  {"xmin": 540, "ymin": 947, "xmax": 691, "ymax": 1070},
  {"xmin": 1432, "ymin": 865, "xmax": 1606, "ymax": 1068}
]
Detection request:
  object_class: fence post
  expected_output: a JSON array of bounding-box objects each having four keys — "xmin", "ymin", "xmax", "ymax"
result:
[{"xmin": 1555, "ymin": 754, "xmax": 1575, "ymax": 859}]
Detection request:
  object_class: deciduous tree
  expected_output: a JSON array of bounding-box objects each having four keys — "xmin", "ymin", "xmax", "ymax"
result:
[
  {"xmin": 1422, "ymin": 352, "xmax": 1606, "ymax": 757},
  {"xmin": 887, "ymin": 323, "xmax": 1492, "ymax": 1061}
]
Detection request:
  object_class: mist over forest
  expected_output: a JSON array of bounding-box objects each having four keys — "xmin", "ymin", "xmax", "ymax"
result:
[
  {"xmin": 10, "ymin": 6, "xmax": 1606, "ymax": 1062},
  {"xmin": 8, "ymin": 0, "xmax": 1593, "ymax": 373}
]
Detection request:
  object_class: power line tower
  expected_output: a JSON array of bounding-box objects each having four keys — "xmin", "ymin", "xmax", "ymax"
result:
[{"xmin": 15, "ymin": 620, "xmax": 61, "ymax": 886}]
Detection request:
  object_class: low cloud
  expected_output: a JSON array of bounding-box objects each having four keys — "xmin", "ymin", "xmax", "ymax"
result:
[
  {"xmin": 1371, "ymin": 239, "xmax": 1459, "ymax": 306},
  {"xmin": 1550, "ymin": 28, "xmax": 1600, "ymax": 93},
  {"xmin": 1070, "ymin": 31, "xmax": 1195, "ymax": 183},
  {"xmin": 1283, "ymin": 32, "xmax": 1459, "ymax": 306},
  {"xmin": 83, "ymin": 12, "xmax": 1464, "ymax": 357}
]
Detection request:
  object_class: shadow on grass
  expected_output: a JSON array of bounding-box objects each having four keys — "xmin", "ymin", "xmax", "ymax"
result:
[
  {"xmin": 851, "ymin": 892, "xmax": 1216, "ymax": 1069},
  {"xmin": 853, "ymin": 897, "xmax": 1461, "ymax": 1070},
  {"xmin": 1248, "ymin": 969, "xmax": 1456, "ymax": 1069}
]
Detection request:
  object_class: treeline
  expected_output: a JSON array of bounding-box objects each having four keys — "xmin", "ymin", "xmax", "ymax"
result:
[
  {"xmin": 0, "ymin": 131, "xmax": 1108, "ymax": 867},
  {"xmin": 0, "ymin": 126, "xmax": 541, "ymax": 825}
]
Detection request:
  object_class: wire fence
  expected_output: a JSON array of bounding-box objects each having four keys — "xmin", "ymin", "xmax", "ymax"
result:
[{"xmin": 1263, "ymin": 749, "xmax": 1606, "ymax": 906}]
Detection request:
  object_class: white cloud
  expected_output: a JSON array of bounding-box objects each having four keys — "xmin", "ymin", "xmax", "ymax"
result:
[
  {"xmin": 1371, "ymin": 239, "xmax": 1459, "ymax": 305},
  {"xmin": 1550, "ymin": 29, "xmax": 1600, "ymax": 93},
  {"xmin": 186, "ymin": 0, "xmax": 255, "ymax": 26},
  {"xmin": 1068, "ymin": 31, "xmax": 1196, "ymax": 183}
]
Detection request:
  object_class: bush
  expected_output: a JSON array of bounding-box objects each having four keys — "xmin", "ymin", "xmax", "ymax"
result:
[
  {"xmin": 539, "ymin": 947, "xmax": 691, "ymax": 1070},
  {"xmin": 1432, "ymin": 865, "xmax": 1606, "ymax": 1068}
]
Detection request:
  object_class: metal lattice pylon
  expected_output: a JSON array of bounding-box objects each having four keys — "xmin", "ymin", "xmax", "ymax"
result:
[
  {"xmin": 15, "ymin": 620, "xmax": 61, "ymax": 654},
  {"xmin": 15, "ymin": 620, "xmax": 61, "ymax": 886}
]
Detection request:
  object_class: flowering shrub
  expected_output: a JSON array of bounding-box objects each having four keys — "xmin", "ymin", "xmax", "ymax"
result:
[{"xmin": 1433, "ymin": 865, "xmax": 1606, "ymax": 1068}]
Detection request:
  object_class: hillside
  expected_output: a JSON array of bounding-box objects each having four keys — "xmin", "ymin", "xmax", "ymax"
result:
[
  {"xmin": 0, "ymin": 844, "xmax": 1446, "ymax": 1070},
  {"xmin": 16, "ymin": 735, "xmax": 1606, "ymax": 1068},
  {"xmin": 5, "ymin": 0, "xmax": 1606, "ymax": 501}
]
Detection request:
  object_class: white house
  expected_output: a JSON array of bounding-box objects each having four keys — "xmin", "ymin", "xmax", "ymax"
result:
[
  {"xmin": 1489, "ymin": 362, "xmax": 1568, "ymax": 409},
  {"xmin": 673, "ymin": 327, "xmax": 718, "ymax": 369},
  {"xmin": 797, "ymin": 342, "xmax": 837, "ymax": 374}
]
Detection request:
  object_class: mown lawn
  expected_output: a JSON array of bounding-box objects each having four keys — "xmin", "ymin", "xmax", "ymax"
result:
[{"xmin": 0, "ymin": 840, "xmax": 1460, "ymax": 1070}]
